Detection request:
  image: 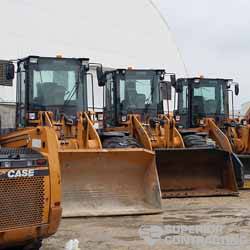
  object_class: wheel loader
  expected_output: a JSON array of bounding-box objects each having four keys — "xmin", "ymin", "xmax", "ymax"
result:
[
  {"xmin": 0, "ymin": 56, "xmax": 162, "ymax": 219},
  {"xmin": 0, "ymin": 61, "xmax": 61, "ymax": 249},
  {"xmin": 173, "ymin": 77, "xmax": 248, "ymax": 188},
  {"xmin": 96, "ymin": 67, "xmax": 239, "ymax": 197}
]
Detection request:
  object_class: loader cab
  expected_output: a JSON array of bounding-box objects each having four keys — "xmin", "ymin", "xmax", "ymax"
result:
[
  {"xmin": 175, "ymin": 78, "xmax": 231, "ymax": 128},
  {"xmin": 16, "ymin": 56, "xmax": 89, "ymax": 127},
  {"xmin": 102, "ymin": 69, "xmax": 165, "ymax": 127}
]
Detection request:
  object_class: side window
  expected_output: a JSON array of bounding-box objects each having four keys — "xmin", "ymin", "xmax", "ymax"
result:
[
  {"xmin": 17, "ymin": 63, "xmax": 26, "ymax": 105},
  {"xmin": 105, "ymin": 74, "xmax": 114, "ymax": 110},
  {"xmin": 220, "ymin": 85, "xmax": 225, "ymax": 113},
  {"xmin": 120, "ymin": 80, "xmax": 125, "ymax": 103},
  {"xmin": 16, "ymin": 62, "xmax": 26, "ymax": 126},
  {"xmin": 104, "ymin": 74, "xmax": 115, "ymax": 127},
  {"xmin": 178, "ymin": 85, "xmax": 188, "ymax": 113},
  {"xmin": 182, "ymin": 85, "xmax": 188, "ymax": 109}
]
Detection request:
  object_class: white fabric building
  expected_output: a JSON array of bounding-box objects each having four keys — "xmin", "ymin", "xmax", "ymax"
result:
[
  {"xmin": 242, "ymin": 101, "xmax": 250, "ymax": 116},
  {"xmin": 0, "ymin": 0, "xmax": 185, "ymax": 104}
]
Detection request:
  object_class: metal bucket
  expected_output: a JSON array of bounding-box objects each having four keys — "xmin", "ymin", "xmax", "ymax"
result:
[
  {"xmin": 155, "ymin": 148, "xmax": 238, "ymax": 198},
  {"xmin": 59, "ymin": 148, "xmax": 162, "ymax": 217}
]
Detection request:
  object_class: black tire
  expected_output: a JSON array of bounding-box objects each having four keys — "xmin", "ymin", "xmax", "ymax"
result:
[
  {"xmin": 23, "ymin": 240, "xmax": 42, "ymax": 250},
  {"xmin": 6, "ymin": 240, "xmax": 42, "ymax": 250},
  {"xmin": 102, "ymin": 136, "xmax": 141, "ymax": 149},
  {"xmin": 183, "ymin": 134, "xmax": 209, "ymax": 148},
  {"xmin": 232, "ymin": 154, "xmax": 244, "ymax": 188}
]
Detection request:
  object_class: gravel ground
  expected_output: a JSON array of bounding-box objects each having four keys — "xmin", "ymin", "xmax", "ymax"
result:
[{"xmin": 43, "ymin": 191, "xmax": 250, "ymax": 250}]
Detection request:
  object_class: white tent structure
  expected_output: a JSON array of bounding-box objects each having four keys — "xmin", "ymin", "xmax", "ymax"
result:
[{"xmin": 1, "ymin": 0, "xmax": 185, "ymax": 104}]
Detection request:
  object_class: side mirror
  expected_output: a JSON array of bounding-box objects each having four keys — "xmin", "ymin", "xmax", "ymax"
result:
[
  {"xmin": 175, "ymin": 80, "xmax": 183, "ymax": 93},
  {"xmin": 170, "ymin": 74, "xmax": 176, "ymax": 87},
  {"xmin": 235, "ymin": 83, "xmax": 239, "ymax": 96},
  {"xmin": 96, "ymin": 66, "xmax": 106, "ymax": 87},
  {"xmin": 159, "ymin": 73, "xmax": 165, "ymax": 81},
  {"xmin": 6, "ymin": 63, "xmax": 15, "ymax": 80},
  {"xmin": 0, "ymin": 61, "xmax": 14, "ymax": 86},
  {"xmin": 160, "ymin": 81, "xmax": 172, "ymax": 100}
]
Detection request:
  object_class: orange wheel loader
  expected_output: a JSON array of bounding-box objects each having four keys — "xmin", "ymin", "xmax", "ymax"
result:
[
  {"xmin": 95, "ymin": 67, "xmax": 239, "ymax": 198},
  {"xmin": 0, "ymin": 56, "xmax": 162, "ymax": 218},
  {"xmin": 0, "ymin": 61, "xmax": 61, "ymax": 249},
  {"xmin": 173, "ymin": 77, "xmax": 247, "ymax": 188}
]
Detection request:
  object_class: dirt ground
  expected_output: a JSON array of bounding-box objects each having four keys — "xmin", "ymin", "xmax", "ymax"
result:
[{"xmin": 43, "ymin": 191, "xmax": 250, "ymax": 250}]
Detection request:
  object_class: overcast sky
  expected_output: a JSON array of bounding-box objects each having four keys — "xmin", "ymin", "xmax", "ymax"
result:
[
  {"xmin": 156, "ymin": 0, "xmax": 250, "ymax": 108},
  {"xmin": 0, "ymin": 0, "xmax": 249, "ymax": 109},
  {"xmin": 0, "ymin": 0, "xmax": 184, "ymax": 103}
]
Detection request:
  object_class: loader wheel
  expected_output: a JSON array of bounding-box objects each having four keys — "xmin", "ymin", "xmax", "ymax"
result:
[
  {"xmin": 22, "ymin": 240, "xmax": 42, "ymax": 250},
  {"xmin": 6, "ymin": 240, "xmax": 42, "ymax": 250},
  {"xmin": 232, "ymin": 154, "xmax": 244, "ymax": 188},
  {"xmin": 183, "ymin": 134, "xmax": 214, "ymax": 148},
  {"xmin": 102, "ymin": 136, "xmax": 141, "ymax": 148}
]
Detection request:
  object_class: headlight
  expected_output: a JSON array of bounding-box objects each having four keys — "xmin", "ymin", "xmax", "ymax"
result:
[
  {"xmin": 121, "ymin": 115, "xmax": 127, "ymax": 122},
  {"xmin": 28, "ymin": 112, "xmax": 37, "ymax": 120},
  {"xmin": 175, "ymin": 115, "xmax": 180, "ymax": 122},
  {"xmin": 199, "ymin": 119, "xmax": 204, "ymax": 126},
  {"xmin": 242, "ymin": 120, "xmax": 247, "ymax": 126},
  {"xmin": 97, "ymin": 113, "xmax": 103, "ymax": 121}
]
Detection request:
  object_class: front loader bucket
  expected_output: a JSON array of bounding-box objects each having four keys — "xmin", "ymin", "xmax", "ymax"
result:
[
  {"xmin": 155, "ymin": 148, "xmax": 238, "ymax": 198},
  {"xmin": 58, "ymin": 149, "xmax": 162, "ymax": 217},
  {"xmin": 238, "ymin": 154, "xmax": 250, "ymax": 189}
]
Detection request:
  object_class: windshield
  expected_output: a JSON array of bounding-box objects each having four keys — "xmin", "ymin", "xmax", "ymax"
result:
[
  {"xmin": 118, "ymin": 71, "xmax": 160, "ymax": 114},
  {"xmin": 29, "ymin": 58, "xmax": 87, "ymax": 115},
  {"xmin": 178, "ymin": 79, "xmax": 228, "ymax": 116}
]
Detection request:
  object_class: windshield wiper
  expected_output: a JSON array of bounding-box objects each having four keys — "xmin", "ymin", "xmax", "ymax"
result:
[{"xmin": 63, "ymin": 82, "xmax": 79, "ymax": 106}]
